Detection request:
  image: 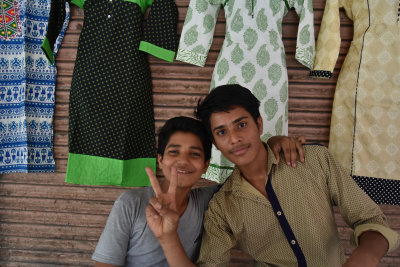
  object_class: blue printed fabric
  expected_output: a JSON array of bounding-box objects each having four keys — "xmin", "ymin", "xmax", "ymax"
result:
[{"xmin": 0, "ymin": 0, "xmax": 69, "ymax": 173}]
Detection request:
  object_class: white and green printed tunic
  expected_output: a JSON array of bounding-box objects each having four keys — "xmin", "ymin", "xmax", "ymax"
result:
[{"xmin": 176, "ymin": 0, "xmax": 315, "ymax": 183}]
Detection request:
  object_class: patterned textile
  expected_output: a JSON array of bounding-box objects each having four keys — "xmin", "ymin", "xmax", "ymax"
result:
[
  {"xmin": 197, "ymin": 144, "xmax": 400, "ymax": 266},
  {"xmin": 0, "ymin": 0, "xmax": 21, "ymax": 39},
  {"xmin": 311, "ymin": 0, "xmax": 400, "ymax": 204},
  {"xmin": 398, "ymin": 0, "xmax": 400, "ymax": 21},
  {"xmin": 43, "ymin": 0, "xmax": 178, "ymax": 186},
  {"xmin": 177, "ymin": 0, "xmax": 315, "ymax": 183},
  {"xmin": 0, "ymin": 0, "xmax": 69, "ymax": 173},
  {"xmin": 353, "ymin": 175, "xmax": 400, "ymax": 205}
]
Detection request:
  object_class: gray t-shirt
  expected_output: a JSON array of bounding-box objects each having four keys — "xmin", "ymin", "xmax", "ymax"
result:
[{"xmin": 92, "ymin": 185, "xmax": 218, "ymax": 266}]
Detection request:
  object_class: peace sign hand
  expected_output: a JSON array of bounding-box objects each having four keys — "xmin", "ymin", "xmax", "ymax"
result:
[{"xmin": 145, "ymin": 166, "xmax": 180, "ymax": 240}]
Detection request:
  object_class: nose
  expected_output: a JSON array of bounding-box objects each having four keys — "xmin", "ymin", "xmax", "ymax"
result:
[
  {"xmin": 175, "ymin": 152, "xmax": 189, "ymax": 165},
  {"xmin": 229, "ymin": 129, "xmax": 242, "ymax": 144}
]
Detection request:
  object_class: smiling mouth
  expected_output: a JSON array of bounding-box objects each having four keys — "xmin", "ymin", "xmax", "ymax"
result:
[{"xmin": 177, "ymin": 169, "xmax": 193, "ymax": 174}]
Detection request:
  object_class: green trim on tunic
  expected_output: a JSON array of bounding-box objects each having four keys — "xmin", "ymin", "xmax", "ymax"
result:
[
  {"xmin": 208, "ymin": 163, "xmax": 235, "ymax": 170},
  {"xmin": 72, "ymin": 0, "xmax": 155, "ymax": 13},
  {"xmin": 41, "ymin": 37, "xmax": 54, "ymax": 65},
  {"xmin": 65, "ymin": 153, "xmax": 155, "ymax": 187},
  {"xmin": 284, "ymin": 0, "xmax": 290, "ymax": 10},
  {"xmin": 176, "ymin": 48, "xmax": 207, "ymax": 67},
  {"xmin": 139, "ymin": 41, "xmax": 175, "ymax": 62},
  {"xmin": 71, "ymin": 0, "xmax": 86, "ymax": 9}
]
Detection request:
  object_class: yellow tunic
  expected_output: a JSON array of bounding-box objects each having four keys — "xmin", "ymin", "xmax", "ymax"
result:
[{"xmin": 311, "ymin": 0, "xmax": 400, "ymax": 204}]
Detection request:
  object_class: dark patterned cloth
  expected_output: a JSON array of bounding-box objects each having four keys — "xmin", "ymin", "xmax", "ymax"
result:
[
  {"xmin": 309, "ymin": 70, "xmax": 332, "ymax": 79},
  {"xmin": 70, "ymin": 0, "xmax": 155, "ymax": 160},
  {"xmin": 44, "ymin": 0, "xmax": 178, "ymax": 186},
  {"xmin": 41, "ymin": 0, "xmax": 71, "ymax": 64},
  {"xmin": 353, "ymin": 176, "xmax": 400, "ymax": 205}
]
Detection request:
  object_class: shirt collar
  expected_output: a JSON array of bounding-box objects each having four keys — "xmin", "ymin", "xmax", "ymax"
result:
[{"xmin": 221, "ymin": 142, "xmax": 277, "ymax": 193}]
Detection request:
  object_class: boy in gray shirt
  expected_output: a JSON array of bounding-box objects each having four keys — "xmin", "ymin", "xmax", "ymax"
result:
[{"xmin": 92, "ymin": 117, "xmax": 216, "ymax": 266}]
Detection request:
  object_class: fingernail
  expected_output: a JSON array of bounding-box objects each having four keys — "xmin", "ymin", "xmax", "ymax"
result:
[{"xmin": 156, "ymin": 203, "xmax": 161, "ymax": 210}]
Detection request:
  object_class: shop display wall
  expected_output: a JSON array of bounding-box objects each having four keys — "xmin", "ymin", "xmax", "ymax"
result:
[{"xmin": 0, "ymin": 1, "xmax": 399, "ymax": 265}]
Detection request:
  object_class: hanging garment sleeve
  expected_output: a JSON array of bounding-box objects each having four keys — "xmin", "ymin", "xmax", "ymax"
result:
[{"xmin": 139, "ymin": 0, "xmax": 179, "ymax": 62}]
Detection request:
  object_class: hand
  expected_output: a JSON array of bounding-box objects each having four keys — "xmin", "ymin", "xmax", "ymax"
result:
[
  {"xmin": 145, "ymin": 167, "xmax": 180, "ymax": 240},
  {"xmin": 267, "ymin": 135, "xmax": 305, "ymax": 167}
]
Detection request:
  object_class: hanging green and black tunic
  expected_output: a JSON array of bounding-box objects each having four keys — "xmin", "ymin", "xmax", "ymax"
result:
[{"xmin": 42, "ymin": 0, "xmax": 178, "ymax": 186}]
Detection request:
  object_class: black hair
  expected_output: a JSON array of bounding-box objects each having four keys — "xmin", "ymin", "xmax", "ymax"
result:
[
  {"xmin": 195, "ymin": 84, "xmax": 261, "ymax": 139},
  {"xmin": 157, "ymin": 116, "xmax": 212, "ymax": 162}
]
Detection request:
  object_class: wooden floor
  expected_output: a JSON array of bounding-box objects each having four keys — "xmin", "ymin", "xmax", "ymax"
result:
[{"xmin": 0, "ymin": 0, "xmax": 399, "ymax": 266}]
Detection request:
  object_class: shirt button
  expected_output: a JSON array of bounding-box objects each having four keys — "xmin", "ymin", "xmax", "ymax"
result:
[
  {"xmin": 107, "ymin": 15, "xmax": 111, "ymax": 18},
  {"xmin": 291, "ymin": 240, "xmax": 296, "ymax": 245},
  {"xmin": 277, "ymin": 211, "xmax": 282, "ymax": 216}
]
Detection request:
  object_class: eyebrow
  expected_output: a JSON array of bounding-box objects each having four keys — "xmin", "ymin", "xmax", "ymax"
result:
[
  {"xmin": 166, "ymin": 144, "xmax": 203, "ymax": 151},
  {"xmin": 212, "ymin": 116, "xmax": 249, "ymax": 132}
]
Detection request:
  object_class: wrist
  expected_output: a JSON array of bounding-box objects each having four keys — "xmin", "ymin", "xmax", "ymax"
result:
[
  {"xmin": 354, "ymin": 246, "xmax": 381, "ymax": 264},
  {"xmin": 158, "ymin": 232, "xmax": 180, "ymax": 247}
]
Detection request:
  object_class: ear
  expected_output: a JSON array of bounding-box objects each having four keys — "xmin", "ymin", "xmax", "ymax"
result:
[
  {"xmin": 257, "ymin": 116, "xmax": 263, "ymax": 135},
  {"xmin": 157, "ymin": 154, "xmax": 163, "ymax": 165}
]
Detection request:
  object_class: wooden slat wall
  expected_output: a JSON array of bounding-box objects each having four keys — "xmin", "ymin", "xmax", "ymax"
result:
[{"xmin": 0, "ymin": 0, "xmax": 399, "ymax": 266}]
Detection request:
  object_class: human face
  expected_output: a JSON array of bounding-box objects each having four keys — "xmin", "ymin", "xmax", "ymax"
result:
[
  {"xmin": 210, "ymin": 106, "xmax": 264, "ymax": 168},
  {"xmin": 158, "ymin": 131, "xmax": 209, "ymax": 189}
]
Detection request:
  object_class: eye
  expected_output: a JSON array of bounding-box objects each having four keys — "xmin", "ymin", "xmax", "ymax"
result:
[
  {"xmin": 191, "ymin": 152, "xmax": 201, "ymax": 157},
  {"xmin": 216, "ymin": 129, "xmax": 226, "ymax": 136},
  {"xmin": 238, "ymin": 122, "xmax": 247, "ymax": 128},
  {"xmin": 167, "ymin": 150, "xmax": 178, "ymax": 155}
]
